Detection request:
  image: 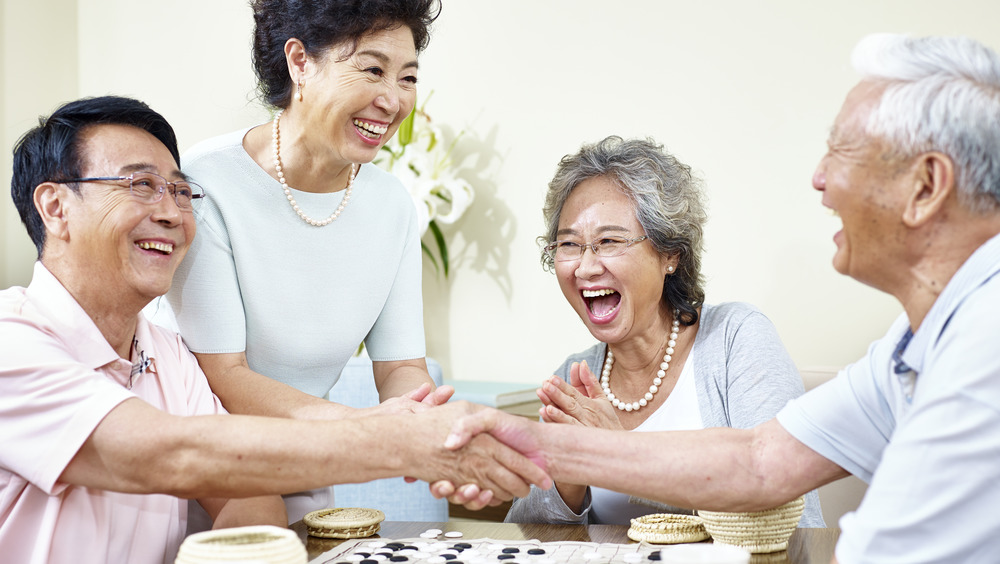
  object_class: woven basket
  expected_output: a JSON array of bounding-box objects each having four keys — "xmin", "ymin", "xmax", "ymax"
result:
[
  {"xmin": 627, "ymin": 513, "xmax": 710, "ymax": 544},
  {"xmin": 303, "ymin": 507, "xmax": 385, "ymax": 539},
  {"xmin": 696, "ymin": 497, "xmax": 804, "ymax": 553},
  {"xmin": 174, "ymin": 525, "xmax": 306, "ymax": 564}
]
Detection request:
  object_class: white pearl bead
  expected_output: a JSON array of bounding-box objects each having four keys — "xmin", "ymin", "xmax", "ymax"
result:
[{"xmin": 599, "ymin": 309, "xmax": 680, "ymax": 413}]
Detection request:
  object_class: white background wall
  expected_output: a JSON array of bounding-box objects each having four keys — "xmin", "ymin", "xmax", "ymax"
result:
[{"xmin": 3, "ymin": 1, "xmax": 999, "ymax": 385}]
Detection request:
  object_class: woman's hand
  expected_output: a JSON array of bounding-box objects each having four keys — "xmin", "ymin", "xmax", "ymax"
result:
[{"xmin": 537, "ymin": 361, "xmax": 624, "ymax": 431}]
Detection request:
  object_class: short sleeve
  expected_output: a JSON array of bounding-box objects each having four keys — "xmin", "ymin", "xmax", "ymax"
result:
[{"xmin": 0, "ymin": 319, "xmax": 132, "ymax": 493}]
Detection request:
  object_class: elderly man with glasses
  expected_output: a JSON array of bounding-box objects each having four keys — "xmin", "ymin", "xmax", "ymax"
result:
[{"xmin": 0, "ymin": 96, "xmax": 549, "ymax": 564}]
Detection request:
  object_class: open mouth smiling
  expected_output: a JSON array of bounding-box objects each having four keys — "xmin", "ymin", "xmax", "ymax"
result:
[
  {"xmin": 137, "ymin": 241, "xmax": 173, "ymax": 255},
  {"xmin": 353, "ymin": 119, "xmax": 388, "ymax": 139},
  {"xmin": 582, "ymin": 288, "xmax": 621, "ymax": 319}
]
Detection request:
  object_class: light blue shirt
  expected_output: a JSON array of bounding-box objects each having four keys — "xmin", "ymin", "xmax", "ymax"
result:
[{"xmin": 777, "ymin": 232, "xmax": 1000, "ymax": 563}]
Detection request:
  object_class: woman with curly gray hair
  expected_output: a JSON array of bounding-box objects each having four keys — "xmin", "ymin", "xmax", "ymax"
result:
[{"xmin": 506, "ymin": 136, "xmax": 824, "ymax": 526}]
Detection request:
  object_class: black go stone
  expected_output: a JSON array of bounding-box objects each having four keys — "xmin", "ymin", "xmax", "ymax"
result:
[
  {"xmin": 442, "ymin": 555, "xmax": 457, "ymax": 561},
  {"xmin": 389, "ymin": 557, "xmax": 409, "ymax": 562},
  {"xmin": 454, "ymin": 542, "xmax": 473, "ymax": 549},
  {"xmin": 527, "ymin": 549, "xmax": 545, "ymax": 555},
  {"xmin": 648, "ymin": 551, "xmax": 662, "ymax": 561},
  {"xmin": 501, "ymin": 548, "xmax": 520, "ymax": 554},
  {"xmin": 497, "ymin": 555, "xmax": 516, "ymax": 560},
  {"xmin": 360, "ymin": 560, "xmax": 379, "ymax": 564}
]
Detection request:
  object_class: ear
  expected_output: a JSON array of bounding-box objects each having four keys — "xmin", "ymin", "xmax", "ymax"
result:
[
  {"xmin": 661, "ymin": 252, "xmax": 680, "ymax": 277},
  {"xmin": 902, "ymin": 151, "xmax": 955, "ymax": 228},
  {"xmin": 33, "ymin": 182, "xmax": 74, "ymax": 243},
  {"xmin": 284, "ymin": 38, "xmax": 309, "ymax": 85}
]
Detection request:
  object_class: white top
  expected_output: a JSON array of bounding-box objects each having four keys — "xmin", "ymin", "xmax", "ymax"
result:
[
  {"xmin": 153, "ymin": 128, "xmax": 426, "ymax": 398},
  {"xmin": 778, "ymin": 232, "xmax": 1000, "ymax": 563},
  {"xmin": 589, "ymin": 352, "xmax": 701, "ymax": 523},
  {"xmin": 0, "ymin": 263, "xmax": 228, "ymax": 564}
]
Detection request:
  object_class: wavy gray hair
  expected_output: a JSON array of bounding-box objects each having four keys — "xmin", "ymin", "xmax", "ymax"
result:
[
  {"xmin": 853, "ymin": 33, "xmax": 1000, "ymax": 213},
  {"xmin": 539, "ymin": 136, "xmax": 707, "ymax": 325}
]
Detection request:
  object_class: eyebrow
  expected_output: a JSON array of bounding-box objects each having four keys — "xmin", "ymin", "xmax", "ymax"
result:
[
  {"xmin": 118, "ymin": 163, "xmax": 190, "ymax": 181},
  {"xmin": 356, "ymin": 49, "xmax": 419, "ymax": 71},
  {"xmin": 555, "ymin": 225, "xmax": 631, "ymax": 237}
]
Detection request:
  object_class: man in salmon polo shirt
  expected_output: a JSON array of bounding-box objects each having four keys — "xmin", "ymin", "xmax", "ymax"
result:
[
  {"xmin": 442, "ymin": 34, "xmax": 1000, "ymax": 564},
  {"xmin": 0, "ymin": 96, "xmax": 549, "ymax": 564}
]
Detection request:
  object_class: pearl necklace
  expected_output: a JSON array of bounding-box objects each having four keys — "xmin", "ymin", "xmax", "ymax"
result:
[
  {"xmin": 601, "ymin": 309, "xmax": 681, "ymax": 412},
  {"xmin": 271, "ymin": 109, "xmax": 356, "ymax": 227}
]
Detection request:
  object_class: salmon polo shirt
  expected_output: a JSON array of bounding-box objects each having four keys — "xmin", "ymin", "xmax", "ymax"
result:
[{"xmin": 0, "ymin": 262, "xmax": 227, "ymax": 564}]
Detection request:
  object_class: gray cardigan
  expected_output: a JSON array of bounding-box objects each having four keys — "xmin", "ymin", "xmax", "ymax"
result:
[{"xmin": 505, "ymin": 302, "xmax": 825, "ymax": 527}]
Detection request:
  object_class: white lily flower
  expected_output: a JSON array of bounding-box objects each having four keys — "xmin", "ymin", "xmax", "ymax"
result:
[{"xmin": 433, "ymin": 177, "xmax": 474, "ymax": 225}]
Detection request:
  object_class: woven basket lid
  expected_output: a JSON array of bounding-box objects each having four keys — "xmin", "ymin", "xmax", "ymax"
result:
[
  {"xmin": 303, "ymin": 507, "xmax": 385, "ymax": 539},
  {"xmin": 627, "ymin": 513, "xmax": 710, "ymax": 544},
  {"xmin": 174, "ymin": 525, "xmax": 306, "ymax": 564}
]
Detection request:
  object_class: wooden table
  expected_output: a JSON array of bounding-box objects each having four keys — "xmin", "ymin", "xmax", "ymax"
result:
[{"xmin": 291, "ymin": 521, "xmax": 839, "ymax": 563}]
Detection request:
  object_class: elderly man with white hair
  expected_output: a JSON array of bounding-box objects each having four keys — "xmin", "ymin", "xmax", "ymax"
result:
[{"xmin": 442, "ymin": 33, "xmax": 1000, "ymax": 564}]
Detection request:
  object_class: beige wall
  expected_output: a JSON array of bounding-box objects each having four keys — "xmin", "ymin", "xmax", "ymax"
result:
[
  {"xmin": 3, "ymin": 1, "xmax": 999, "ymax": 384},
  {"xmin": 1, "ymin": 0, "xmax": 79, "ymax": 287}
]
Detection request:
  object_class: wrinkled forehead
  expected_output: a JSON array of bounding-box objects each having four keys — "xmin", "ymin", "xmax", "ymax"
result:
[
  {"xmin": 830, "ymin": 80, "xmax": 889, "ymax": 142},
  {"xmin": 78, "ymin": 124, "xmax": 184, "ymax": 179}
]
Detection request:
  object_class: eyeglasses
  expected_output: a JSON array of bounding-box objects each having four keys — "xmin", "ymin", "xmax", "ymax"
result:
[
  {"xmin": 544, "ymin": 235, "xmax": 648, "ymax": 262},
  {"xmin": 49, "ymin": 171, "xmax": 205, "ymax": 211}
]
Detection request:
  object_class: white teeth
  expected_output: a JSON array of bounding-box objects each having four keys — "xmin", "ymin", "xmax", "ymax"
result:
[
  {"xmin": 582, "ymin": 289, "xmax": 617, "ymax": 298},
  {"xmin": 353, "ymin": 119, "xmax": 388, "ymax": 136},
  {"xmin": 138, "ymin": 241, "xmax": 173, "ymax": 254}
]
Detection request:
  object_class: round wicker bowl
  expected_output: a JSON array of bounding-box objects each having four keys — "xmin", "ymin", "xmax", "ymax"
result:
[
  {"xmin": 696, "ymin": 497, "xmax": 805, "ymax": 553},
  {"xmin": 174, "ymin": 525, "xmax": 306, "ymax": 564},
  {"xmin": 627, "ymin": 513, "xmax": 710, "ymax": 544}
]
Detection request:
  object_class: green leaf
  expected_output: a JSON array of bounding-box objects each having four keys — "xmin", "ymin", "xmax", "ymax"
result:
[
  {"xmin": 398, "ymin": 105, "xmax": 416, "ymax": 147},
  {"xmin": 421, "ymin": 240, "xmax": 441, "ymax": 275},
  {"xmin": 428, "ymin": 220, "xmax": 449, "ymax": 277}
]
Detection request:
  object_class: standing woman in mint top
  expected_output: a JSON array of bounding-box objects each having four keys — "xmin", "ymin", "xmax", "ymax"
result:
[{"xmin": 156, "ymin": 0, "xmax": 451, "ymax": 522}]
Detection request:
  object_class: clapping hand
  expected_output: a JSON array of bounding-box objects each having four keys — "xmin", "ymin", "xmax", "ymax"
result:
[{"xmin": 537, "ymin": 361, "xmax": 623, "ymax": 431}]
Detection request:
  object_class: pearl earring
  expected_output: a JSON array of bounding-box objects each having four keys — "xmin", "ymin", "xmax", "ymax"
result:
[{"xmin": 667, "ymin": 266, "xmax": 675, "ymax": 273}]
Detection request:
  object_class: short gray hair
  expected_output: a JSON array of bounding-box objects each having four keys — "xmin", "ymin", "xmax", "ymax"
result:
[
  {"xmin": 853, "ymin": 33, "xmax": 1000, "ymax": 213},
  {"xmin": 539, "ymin": 136, "xmax": 707, "ymax": 325}
]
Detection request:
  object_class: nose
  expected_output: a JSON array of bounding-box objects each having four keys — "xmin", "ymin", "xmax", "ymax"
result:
[
  {"xmin": 812, "ymin": 158, "xmax": 827, "ymax": 192},
  {"xmin": 374, "ymin": 82, "xmax": 401, "ymax": 115},
  {"xmin": 150, "ymin": 188, "xmax": 184, "ymax": 225},
  {"xmin": 574, "ymin": 245, "xmax": 604, "ymax": 279}
]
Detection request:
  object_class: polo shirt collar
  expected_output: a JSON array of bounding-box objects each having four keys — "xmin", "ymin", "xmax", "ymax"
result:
[
  {"xmin": 24, "ymin": 262, "xmax": 157, "ymax": 383},
  {"xmin": 902, "ymin": 232, "xmax": 1000, "ymax": 375}
]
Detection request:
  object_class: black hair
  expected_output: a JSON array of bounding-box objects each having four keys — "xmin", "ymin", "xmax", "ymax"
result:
[
  {"xmin": 251, "ymin": 0, "xmax": 441, "ymax": 108},
  {"xmin": 10, "ymin": 95, "xmax": 179, "ymax": 257}
]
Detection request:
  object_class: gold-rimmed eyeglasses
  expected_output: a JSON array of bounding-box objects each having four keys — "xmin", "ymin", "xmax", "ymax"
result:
[
  {"xmin": 544, "ymin": 235, "xmax": 648, "ymax": 262},
  {"xmin": 49, "ymin": 171, "xmax": 205, "ymax": 211}
]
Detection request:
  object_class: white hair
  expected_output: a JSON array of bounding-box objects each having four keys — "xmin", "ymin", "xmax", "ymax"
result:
[{"xmin": 852, "ymin": 33, "xmax": 1000, "ymax": 213}]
